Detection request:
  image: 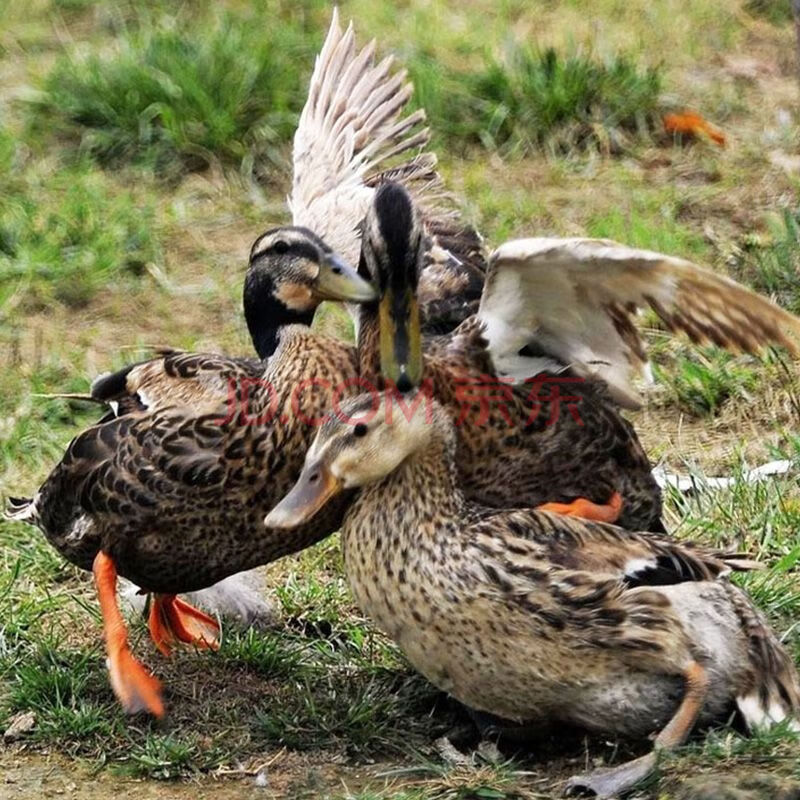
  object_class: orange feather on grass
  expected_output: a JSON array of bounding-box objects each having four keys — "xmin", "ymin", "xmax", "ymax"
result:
[{"xmin": 663, "ymin": 111, "xmax": 726, "ymax": 147}]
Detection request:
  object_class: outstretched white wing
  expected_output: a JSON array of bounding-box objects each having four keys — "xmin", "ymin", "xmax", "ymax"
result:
[
  {"xmin": 289, "ymin": 10, "xmax": 486, "ymax": 332},
  {"xmin": 290, "ymin": 8, "xmax": 430, "ymax": 262},
  {"xmin": 480, "ymin": 237, "xmax": 800, "ymax": 409}
]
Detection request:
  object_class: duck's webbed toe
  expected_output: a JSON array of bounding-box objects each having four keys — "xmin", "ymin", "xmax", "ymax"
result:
[
  {"xmin": 536, "ymin": 491, "xmax": 623, "ymax": 524},
  {"xmin": 148, "ymin": 594, "xmax": 220, "ymax": 657}
]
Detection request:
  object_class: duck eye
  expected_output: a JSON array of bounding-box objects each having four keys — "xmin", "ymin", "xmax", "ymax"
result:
[
  {"xmin": 272, "ymin": 240, "xmax": 289, "ymax": 255},
  {"xmin": 353, "ymin": 423, "xmax": 368, "ymax": 438}
]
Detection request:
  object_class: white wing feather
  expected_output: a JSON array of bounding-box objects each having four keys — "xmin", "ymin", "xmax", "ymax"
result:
[
  {"xmin": 480, "ymin": 237, "xmax": 800, "ymax": 409},
  {"xmin": 289, "ymin": 8, "xmax": 430, "ymax": 265}
]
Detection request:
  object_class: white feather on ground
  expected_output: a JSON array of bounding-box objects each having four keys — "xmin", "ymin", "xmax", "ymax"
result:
[{"xmin": 653, "ymin": 459, "xmax": 793, "ymax": 493}]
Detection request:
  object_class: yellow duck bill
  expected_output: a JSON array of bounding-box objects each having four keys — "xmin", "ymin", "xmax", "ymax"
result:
[
  {"xmin": 379, "ymin": 287, "xmax": 423, "ymax": 392},
  {"xmin": 316, "ymin": 252, "xmax": 378, "ymax": 302},
  {"xmin": 265, "ymin": 462, "xmax": 342, "ymax": 529}
]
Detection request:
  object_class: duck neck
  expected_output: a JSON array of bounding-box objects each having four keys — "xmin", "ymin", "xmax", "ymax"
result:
[
  {"xmin": 244, "ymin": 287, "xmax": 315, "ymax": 361},
  {"xmin": 352, "ymin": 412, "xmax": 464, "ymax": 534},
  {"xmin": 356, "ymin": 302, "xmax": 381, "ymax": 385}
]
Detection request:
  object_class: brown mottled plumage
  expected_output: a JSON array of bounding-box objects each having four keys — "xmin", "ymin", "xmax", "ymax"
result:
[
  {"xmin": 10, "ymin": 228, "xmax": 370, "ymax": 588},
  {"xmin": 357, "ymin": 183, "xmax": 662, "ymax": 530},
  {"xmin": 27, "ymin": 331, "xmax": 358, "ymax": 591},
  {"xmin": 268, "ymin": 391, "xmax": 800, "ymax": 798},
  {"xmin": 5, "ymin": 227, "xmax": 373, "ymax": 716}
]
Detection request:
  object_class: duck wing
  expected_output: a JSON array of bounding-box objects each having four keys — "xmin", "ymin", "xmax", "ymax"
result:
[
  {"xmin": 290, "ymin": 9, "xmax": 485, "ymax": 332},
  {"xmin": 471, "ymin": 509, "xmax": 754, "ymax": 587},
  {"xmin": 479, "ymin": 237, "xmax": 800, "ymax": 408},
  {"xmin": 91, "ymin": 351, "xmax": 264, "ymax": 418},
  {"xmin": 36, "ymin": 403, "xmax": 257, "ymax": 538}
]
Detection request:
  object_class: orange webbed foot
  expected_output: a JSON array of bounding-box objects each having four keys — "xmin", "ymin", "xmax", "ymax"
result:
[
  {"xmin": 149, "ymin": 595, "xmax": 220, "ymax": 656},
  {"xmin": 536, "ymin": 491, "xmax": 623, "ymax": 524},
  {"xmin": 148, "ymin": 595, "xmax": 179, "ymax": 658},
  {"xmin": 107, "ymin": 644, "xmax": 165, "ymax": 717},
  {"xmin": 93, "ymin": 552, "xmax": 165, "ymax": 718}
]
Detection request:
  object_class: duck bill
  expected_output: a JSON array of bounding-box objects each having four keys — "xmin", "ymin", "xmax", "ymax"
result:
[
  {"xmin": 315, "ymin": 253, "xmax": 378, "ymax": 302},
  {"xmin": 264, "ymin": 462, "xmax": 342, "ymax": 529},
  {"xmin": 379, "ymin": 287, "xmax": 423, "ymax": 392}
]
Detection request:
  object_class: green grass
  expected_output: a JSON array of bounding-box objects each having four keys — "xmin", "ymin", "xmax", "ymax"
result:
[
  {"xmin": 36, "ymin": 7, "xmax": 665, "ymax": 169},
  {"xmin": 586, "ymin": 202, "xmax": 710, "ymax": 259},
  {"xmin": 3, "ymin": 642, "xmax": 118, "ymax": 742},
  {"xmin": 123, "ymin": 732, "xmax": 228, "ymax": 779},
  {"xmin": 337, "ymin": 761, "xmax": 536, "ymax": 800},
  {"xmin": 412, "ymin": 45, "xmax": 662, "ymax": 155},
  {"xmin": 255, "ymin": 669, "xmax": 440, "ymax": 754},
  {"xmin": 2, "ymin": 0, "xmax": 800, "ymax": 796},
  {"xmin": 745, "ymin": 0, "xmax": 794, "ymax": 25},
  {"xmin": 0, "ymin": 154, "xmax": 161, "ymax": 312},
  {"xmin": 34, "ymin": 9, "xmax": 317, "ymax": 175},
  {"xmin": 732, "ymin": 209, "xmax": 800, "ymax": 315},
  {"xmin": 653, "ymin": 349, "xmax": 760, "ymax": 416}
]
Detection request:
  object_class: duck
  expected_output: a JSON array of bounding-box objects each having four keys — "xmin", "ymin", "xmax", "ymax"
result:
[
  {"xmin": 280, "ymin": 11, "xmax": 800, "ymax": 529},
  {"xmin": 353, "ymin": 181, "xmax": 800, "ymax": 531},
  {"xmin": 4, "ymin": 227, "xmax": 376, "ymax": 718},
  {"xmin": 300, "ymin": 11, "xmax": 800, "ymax": 394},
  {"xmin": 266, "ymin": 388, "xmax": 800, "ymax": 799}
]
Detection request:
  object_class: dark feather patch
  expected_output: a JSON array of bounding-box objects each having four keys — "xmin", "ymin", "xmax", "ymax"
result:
[
  {"xmin": 623, "ymin": 555, "xmax": 700, "ymax": 588},
  {"xmin": 91, "ymin": 364, "xmax": 140, "ymax": 402},
  {"xmin": 374, "ymin": 182, "xmax": 420, "ymax": 293}
]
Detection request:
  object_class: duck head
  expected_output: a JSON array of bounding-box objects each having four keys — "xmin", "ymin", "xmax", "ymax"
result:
[
  {"xmin": 245, "ymin": 227, "xmax": 376, "ymax": 359},
  {"xmin": 359, "ymin": 182, "xmax": 425, "ymax": 392},
  {"xmin": 265, "ymin": 388, "xmax": 435, "ymax": 528}
]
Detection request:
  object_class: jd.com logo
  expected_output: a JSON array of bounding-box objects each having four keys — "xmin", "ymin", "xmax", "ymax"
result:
[{"xmin": 214, "ymin": 375, "xmax": 586, "ymax": 428}]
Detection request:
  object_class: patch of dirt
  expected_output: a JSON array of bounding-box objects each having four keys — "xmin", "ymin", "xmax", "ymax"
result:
[
  {"xmin": 673, "ymin": 770, "xmax": 800, "ymax": 800},
  {"xmin": 631, "ymin": 376, "xmax": 800, "ymax": 472},
  {"xmin": 0, "ymin": 751, "xmax": 390, "ymax": 800}
]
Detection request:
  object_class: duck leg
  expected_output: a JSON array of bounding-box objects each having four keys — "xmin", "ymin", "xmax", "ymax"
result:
[
  {"xmin": 565, "ymin": 661, "xmax": 709, "ymax": 798},
  {"xmin": 536, "ymin": 491, "xmax": 623, "ymax": 524},
  {"xmin": 92, "ymin": 552, "xmax": 164, "ymax": 717},
  {"xmin": 148, "ymin": 594, "xmax": 220, "ymax": 657}
]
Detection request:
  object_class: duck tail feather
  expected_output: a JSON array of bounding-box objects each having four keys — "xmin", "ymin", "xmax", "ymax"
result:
[
  {"xmin": 728, "ymin": 583, "xmax": 800, "ymax": 731},
  {"xmin": 4, "ymin": 495, "xmax": 36, "ymax": 522},
  {"xmin": 90, "ymin": 364, "xmax": 138, "ymax": 402}
]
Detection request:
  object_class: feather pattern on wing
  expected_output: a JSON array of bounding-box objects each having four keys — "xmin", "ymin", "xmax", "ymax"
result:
[
  {"xmin": 480, "ymin": 237, "xmax": 800, "ymax": 408},
  {"xmin": 18, "ymin": 328, "xmax": 361, "ymax": 592},
  {"xmin": 469, "ymin": 508, "xmax": 749, "ymax": 588},
  {"xmin": 91, "ymin": 351, "xmax": 263, "ymax": 417},
  {"xmin": 290, "ymin": 9, "xmax": 485, "ymax": 333}
]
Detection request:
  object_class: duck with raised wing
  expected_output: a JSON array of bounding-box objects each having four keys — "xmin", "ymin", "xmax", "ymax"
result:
[
  {"xmin": 286, "ymin": 7, "xmax": 485, "ymax": 335},
  {"xmin": 301, "ymin": 12, "xmax": 800, "ymax": 402},
  {"xmin": 355, "ymin": 181, "xmax": 800, "ymax": 531},
  {"xmin": 267, "ymin": 390, "xmax": 799, "ymax": 799},
  {"xmin": 5, "ymin": 227, "xmax": 375, "ymax": 718}
]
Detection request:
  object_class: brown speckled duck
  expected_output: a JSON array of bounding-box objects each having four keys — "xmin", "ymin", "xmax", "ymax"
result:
[
  {"xmin": 267, "ymin": 389, "xmax": 800, "ymax": 798},
  {"xmin": 5, "ymin": 228, "xmax": 375, "ymax": 718},
  {"xmin": 355, "ymin": 182, "xmax": 800, "ymax": 531}
]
